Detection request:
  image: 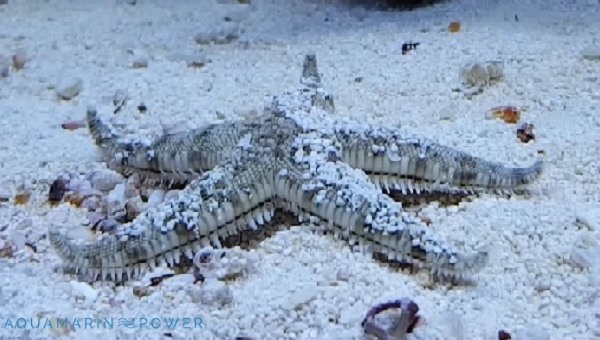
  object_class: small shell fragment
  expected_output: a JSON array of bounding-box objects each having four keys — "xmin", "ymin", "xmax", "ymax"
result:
[
  {"xmin": 61, "ymin": 120, "xmax": 86, "ymax": 131},
  {"xmin": 448, "ymin": 21, "xmax": 461, "ymax": 33},
  {"xmin": 516, "ymin": 123, "xmax": 535, "ymax": 143},
  {"xmin": 488, "ymin": 106, "xmax": 521, "ymax": 124}
]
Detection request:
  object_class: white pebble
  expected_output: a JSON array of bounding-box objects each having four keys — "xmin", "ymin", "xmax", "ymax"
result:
[
  {"xmin": 570, "ymin": 232, "xmax": 600, "ymax": 269},
  {"xmin": 515, "ymin": 325, "xmax": 550, "ymax": 340},
  {"xmin": 69, "ymin": 281, "xmax": 99, "ymax": 302},
  {"xmin": 197, "ymin": 280, "xmax": 233, "ymax": 306},
  {"xmin": 56, "ymin": 77, "xmax": 83, "ymax": 100},
  {"xmin": 338, "ymin": 305, "xmax": 361, "ymax": 325},
  {"xmin": 283, "ymin": 287, "xmax": 318, "ymax": 310}
]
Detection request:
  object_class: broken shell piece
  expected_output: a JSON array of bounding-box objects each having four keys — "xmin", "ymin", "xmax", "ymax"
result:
[
  {"xmin": 517, "ymin": 123, "xmax": 535, "ymax": 143},
  {"xmin": 488, "ymin": 106, "xmax": 521, "ymax": 124},
  {"xmin": 61, "ymin": 120, "xmax": 86, "ymax": 131},
  {"xmin": 361, "ymin": 298, "xmax": 421, "ymax": 340}
]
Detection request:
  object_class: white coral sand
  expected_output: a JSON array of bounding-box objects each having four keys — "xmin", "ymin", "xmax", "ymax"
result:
[{"xmin": 1, "ymin": 0, "xmax": 600, "ymax": 339}]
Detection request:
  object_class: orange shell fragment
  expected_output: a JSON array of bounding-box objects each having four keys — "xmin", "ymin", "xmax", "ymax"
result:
[
  {"xmin": 448, "ymin": 22, "xmax": 461, "ymax": 33},
  {"xmin": 489, "ymin": 106, "xmax": 521, "ymax": 124}
]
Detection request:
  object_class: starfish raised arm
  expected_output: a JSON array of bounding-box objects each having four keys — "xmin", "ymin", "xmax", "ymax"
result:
[{"xmin": 86, "ymin": 106, "xmax": 247, "ymax": 185}]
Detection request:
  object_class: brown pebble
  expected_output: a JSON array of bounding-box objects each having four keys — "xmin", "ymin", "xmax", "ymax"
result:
[
  {"xmin": 64, "ymin": 192, "xmax": 84, "ymax": 207},
  {"xmin": 11, "ymin": 48, "xmax": 27, "ymax": 70},
  {"xmin": 448, "ymin": 21, "xmax": 461, "ymax": 33},
  {"xmin": 0, "ymin": 241, "xmax": 14, "ymax": 259},
  {"xmin": 14, "ymin": 191, "xmax": 31, "ymax": 205},
  {"xmin": 48, "ymin": 179, "xmax": 68, "ymax": 204}
]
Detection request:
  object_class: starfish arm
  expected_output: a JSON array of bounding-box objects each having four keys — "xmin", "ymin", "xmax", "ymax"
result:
[
  {"xmin": 275, "ymin": 135, "xmax": 488, "ymax": 281},
  {"xmin": 298, "ymin": 54, "xmax": 335, "ymax": 114},
  {"xmin": 48, "ymin": 146, "xmax": 277, "ymax": 281},
  {"xmin": 86, "ymin": 106, "xmax": 247, "ymax": 184},
  {"xmin": 334, "ymin": 125, "xmax": 543, "ymax": 194}
]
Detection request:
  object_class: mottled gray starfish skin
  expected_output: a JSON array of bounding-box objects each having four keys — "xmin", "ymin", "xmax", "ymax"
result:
[{"xmin": 48, "ymin": 54, "xmax": 543, "ymax": 283}]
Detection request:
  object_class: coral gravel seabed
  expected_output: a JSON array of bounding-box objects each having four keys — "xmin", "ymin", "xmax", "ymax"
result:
[{"xmin": 0, "ymin": 0, "xmax": 600, "ymax": 339}]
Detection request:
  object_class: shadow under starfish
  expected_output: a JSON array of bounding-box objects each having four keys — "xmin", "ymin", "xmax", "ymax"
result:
[{"xmin": 48, "ymin": 54, "xmax": 543, "ymax": 285}]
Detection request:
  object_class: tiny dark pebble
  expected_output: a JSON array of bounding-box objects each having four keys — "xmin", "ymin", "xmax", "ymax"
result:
[
  {"xmin": 162, "ymin": 332, "xmax": 172, "ymax": 338},
  {"xmin": 137, "ymin": 103, "xmax": 147, "ymax": 113},
  {"xmin": 498, "ymin": 330, "xmax": 512, "ymax": 340},
  {"xmin": 48, "ymin": 179, "xmax": 68, "ymax": 203},
  {"xmin": 354, "ymin": 76, "xmax": 363, "ymax": 83},
  {"xmin": 149, "ymin": 273, "xmax": 175, "ymax": 286},
  {"xmin": 401, "ymin": 42, "xmax": 420, "ymax": 55}
]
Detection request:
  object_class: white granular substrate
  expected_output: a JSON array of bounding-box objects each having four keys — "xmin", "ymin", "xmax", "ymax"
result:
[{"xmin": 1, "ymin": 0, "xmax": 599, "ymax": 339}]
